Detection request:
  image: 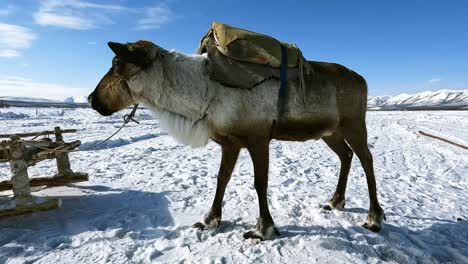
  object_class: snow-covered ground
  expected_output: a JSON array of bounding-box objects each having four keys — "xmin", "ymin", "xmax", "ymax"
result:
[{"xmin": 0, "ymin": 108, "xmax": 467, "ymax": 264}]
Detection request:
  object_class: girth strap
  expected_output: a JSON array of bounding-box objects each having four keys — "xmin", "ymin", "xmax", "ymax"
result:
[{"xmin": 279, "ymin": 44, "xmax": 288, "ymax": 98}]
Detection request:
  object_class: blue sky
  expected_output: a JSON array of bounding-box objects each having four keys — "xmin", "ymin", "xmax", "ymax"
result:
[{"xmin": 0, "ymin": 0, "xmax": 467, "ymax": 99}]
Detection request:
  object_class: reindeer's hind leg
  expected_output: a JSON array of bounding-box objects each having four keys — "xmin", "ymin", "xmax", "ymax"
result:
[
  {"xmin": 193, "ymin": 143, "xmax": 240, "ymax": 230},
  {"xmin": 343, "ymin": 120, "xmax": 385, "ymax": 232},
  {"xmin": 322, "ymin": 131, "xmax": 353, "ymax": 210}
]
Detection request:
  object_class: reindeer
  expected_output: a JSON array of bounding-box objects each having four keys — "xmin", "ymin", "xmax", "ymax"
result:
[{"xmin": 88, "ymin": 40, "xmax": 385, "ymax": 240}]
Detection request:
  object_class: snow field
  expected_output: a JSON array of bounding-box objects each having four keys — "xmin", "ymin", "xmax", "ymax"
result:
[{"xmin": 0, "ymin": 108, "xmax": 467, "ymax": 263}]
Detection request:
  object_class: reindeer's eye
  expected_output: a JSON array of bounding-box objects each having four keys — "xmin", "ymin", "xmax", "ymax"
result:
[{"xmin": 112, "ymin": 57, "xmax": 120, "ymax": 67}]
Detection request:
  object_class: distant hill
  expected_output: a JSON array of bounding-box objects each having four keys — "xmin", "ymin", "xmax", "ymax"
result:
[
  {"xmin": 0, "ymin": 96, "xmax": 60, "ymax": 103},
  {"xmin": 368, "ymin": 89, "xmax": 468, "ymax": 110},
  {"xmin": 1, "ymin": 90, "xmax": 468, "ymax": 110},
  {"xmin": 0, "ymin": 96, "xmax": 89, "ymax": 108}
]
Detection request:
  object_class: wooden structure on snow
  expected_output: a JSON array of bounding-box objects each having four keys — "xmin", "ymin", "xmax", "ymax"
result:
[{"xmin": 0, "ymin": 127, "xmax": 88, "ymax": 219}]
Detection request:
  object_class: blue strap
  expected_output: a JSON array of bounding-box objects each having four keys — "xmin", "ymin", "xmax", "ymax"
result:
[{"xmin": 279, "ymin": 44, "xmax": 287, "ymax": 98}]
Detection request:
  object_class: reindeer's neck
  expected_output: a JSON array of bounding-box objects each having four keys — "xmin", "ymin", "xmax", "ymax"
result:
[
  {"xmin": 139, "ymin": 52, "xmax": 214, "ymax": 121},
  {"xmin": 135, "ymin": 52, "xmax": 215, "ymax": 147}
]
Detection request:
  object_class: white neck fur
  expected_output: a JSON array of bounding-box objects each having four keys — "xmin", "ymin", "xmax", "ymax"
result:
[{"xmin": 131, "ymin": 51, "xmax": 214, "ymax": 147}]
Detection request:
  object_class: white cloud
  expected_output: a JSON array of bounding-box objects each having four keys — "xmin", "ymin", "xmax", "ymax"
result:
[
  {"xmin": 0, "ymin": 23, "xmax": 37, "ymax": 58},
  {"xmin": 0, "ymin": 75, "xmax": 87, "ymax": 100},
  {"xmin": 35, "ymin": 12, "xmax": 94, "ymax": 30},
  {"xmin": 34, "ymin": 0, "xmax": 177, "ymax": 30},
  {"xmin": 34, "ymin": 0, "xmax": 127, "ymax": 30},
  {"xmin": 136, "ymin": 4, "xmax": 174, "ymax": 30},
  {"xmin": 429, "ymin": 78, "xmax": 441, "ymax": 83}
]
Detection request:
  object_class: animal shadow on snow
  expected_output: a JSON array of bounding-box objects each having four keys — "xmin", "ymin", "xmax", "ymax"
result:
[
  {"xmin": 280, "ymin": 209, "xmax": 468, "ymax": 263},
  {"xmin": 0, "ymin": 185, "xmax": 173, "ymax": 262}
]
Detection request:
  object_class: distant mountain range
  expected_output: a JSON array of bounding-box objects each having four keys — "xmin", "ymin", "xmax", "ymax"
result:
[
  {"xmin": 0, "ymin": 96, "xmax": 88, "ymax": 104},
  {"xmin": 1, "ymin": 89, "xmax": 468, "ymax": 110},
  {"xmin": 0, "ymin": 96, "xmax": 89, "ymax": 108},
  {"xmin": 368, "ymin": 89, "xmax": 468, "ymax": 110}
]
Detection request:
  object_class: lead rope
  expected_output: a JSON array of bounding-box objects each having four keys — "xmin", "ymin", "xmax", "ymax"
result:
[{"xmin": 19, "ymin": 104, "xmax": 140, "ymax": 153}]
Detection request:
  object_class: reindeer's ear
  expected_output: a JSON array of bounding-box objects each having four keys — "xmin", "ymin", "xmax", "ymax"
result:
[
  {"xmin": 108, "ymin": 42, "xmax": 127, "ymax": 56},
  {"xmin": 108, "ymin": 41, "xmax": 154, "ymax": 68}
]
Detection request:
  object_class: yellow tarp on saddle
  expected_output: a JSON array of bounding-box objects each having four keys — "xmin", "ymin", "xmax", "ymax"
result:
[{"xmin": 199, "ymin": 21, "xmax": 301, "ymax": 68}]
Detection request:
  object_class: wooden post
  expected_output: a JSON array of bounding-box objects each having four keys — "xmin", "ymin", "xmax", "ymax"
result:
[
  {"xmin": 9, "ymin": 136, "xmax": 32, "ymax": 206},
  {"xmin": 54, "ymin": 127, "xmax": 73, "ymax": 177}
]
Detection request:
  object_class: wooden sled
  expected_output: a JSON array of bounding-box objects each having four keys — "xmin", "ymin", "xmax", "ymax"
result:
[{"xmin": 0, "ymin": 127, "xmax": 88, "ymax": 219}]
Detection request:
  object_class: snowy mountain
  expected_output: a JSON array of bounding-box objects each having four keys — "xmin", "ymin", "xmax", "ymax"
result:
[
  {"xmin": 368, "ymin": 89, "xmax": 468, "ymax": 110},
  {"xmin": 63, "ymin": 96, "xmax": 88, "ymax": 104}
]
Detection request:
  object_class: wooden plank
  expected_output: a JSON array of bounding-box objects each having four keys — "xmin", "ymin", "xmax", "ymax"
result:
[
  {"xmin": 30, "ymin": 140, "xmax": 81, "ymax": 161},
  {"xmin": 0, "ymin": 197, "xmax": 60, "ymax": 219},
  {"xmin": 419, "ymin": 131, "xmax": 468, "ymax": 150},
  {"xmin": 1, "ymin": 140, "xmax": 54, "ymax": 148},
  {"xmin": 0, "ymin": 129, "xmax": 77, "ymax": 139},
  {"xmin": 0, "ymin": 173, "xmax": 89, "ymax": 192}
]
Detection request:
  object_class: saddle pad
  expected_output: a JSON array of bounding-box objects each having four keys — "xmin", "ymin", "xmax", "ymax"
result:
[{"xmin": 198, "ymin": 21, "xmax": 301, "ymax": 68}]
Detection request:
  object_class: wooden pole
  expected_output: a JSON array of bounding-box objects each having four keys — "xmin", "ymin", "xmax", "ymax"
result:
[
  {"xmin": 8, "ymin": 136, "xmax": 33, "ymax": 205},
  {"xmin": 54, "ymin": 127, "xmax": 73, "ymax": 176},
  {"xmin": 0, "ymin": 198, "xmax": 60, "ymax": 219},
  {"xmin": 28, "ymin": 141, "xmax": 80, "ymax": 164},
  {"xmin": 0, "ymin": 129, "xmax": 77, "ymax": 139},
  {"xmin": 0, "ymin": 172, "xmax": 88, "ymax": 192},
  {"xmin": 419, "ymin": 131, "xmax": 468, "ymax": 150}
]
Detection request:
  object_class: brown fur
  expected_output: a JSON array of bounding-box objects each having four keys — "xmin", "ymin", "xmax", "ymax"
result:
[
  {"xmin": 198, "ymin": 61, "xmax": 384, "ymax": 238},
  {"xmin": 88, "ymin": 57, "xmax": 136, "ymax": 116}
]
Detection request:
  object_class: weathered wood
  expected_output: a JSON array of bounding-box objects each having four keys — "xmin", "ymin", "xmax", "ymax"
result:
[
  {"xmin": 0, "ymin": 172, "xmax": 89, "ymax": 192},
  {"xmin": 9, "ymin": 139, "xmax": 33, "ymax": 205},
  {"xmin": 1, "ymin": 140, "xmax": 54, "ymax": 148},
  {"xmin": 419, "ymin": 131, "xmax": 468, "ymax": 150},
  {"xmin": 0, "ymin": 141, "xmax": 13, "ymax": 147},
  {"xmin": 55, "ymin": 126, "xmax": 73, "ymax": 176},
  {"xmin": 0, "ymin": 128, "xmax": 88, "ymax": 220},
  {"xmin": 31, "ymin": 140, "xmax": 81, "ymax": 161},
  {"xmin": 2, "ymin": 140, "xmax": 81, "ymax": 162},
  {"xmin": 0, "ymin": 129, "xmax": 77, "ymax": 139},
  {"xmin": 0, "ymin": 197, "xmax": 60, "ymax": 219}
]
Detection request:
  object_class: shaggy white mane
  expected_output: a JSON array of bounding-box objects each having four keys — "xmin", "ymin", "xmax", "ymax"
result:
[
  {"xmin": 149, "ymin": 105, "xmax": 210, "ymax": 148},
  {"xmin": 129, "ymin": 51, "xmax": 214, "ymax": 148}
]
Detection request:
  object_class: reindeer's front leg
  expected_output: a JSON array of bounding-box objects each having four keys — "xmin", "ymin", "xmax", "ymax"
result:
[
  {"xmin": 243, "ymin": 141, "xmax": 280, "ymax": 240},
  {"xmin": 193, "ymin": 144, "xmax": 240, "ymax": 230}
]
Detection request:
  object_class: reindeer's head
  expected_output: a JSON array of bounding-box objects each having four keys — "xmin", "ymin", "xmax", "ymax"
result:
[{"xmin": 88, "ymin": 40, "xmax": 165, "ymax": 116}]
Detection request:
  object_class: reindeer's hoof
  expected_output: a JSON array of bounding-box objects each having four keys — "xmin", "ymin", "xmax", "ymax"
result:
[
  {"xmin": 243, "ymin": 226, "xmax": 280, "ymax": 241},
  {"xmin": 192, "ymin": 222, "xmax": 207, "ymax": 230},
  {"xmin": 323, "ymin": 199, "xmax": 345, "ymax": 210},
  {"xmin": 362, "ymin": 222, "xmax": 381, "ymax": 232},
  {"xmin": 362, "ymin": 208, "xmax": 386, "ymax": 232},
  {"xmin": 192, "ymin": 216, "xmax": 221, "ymax": 230}
]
